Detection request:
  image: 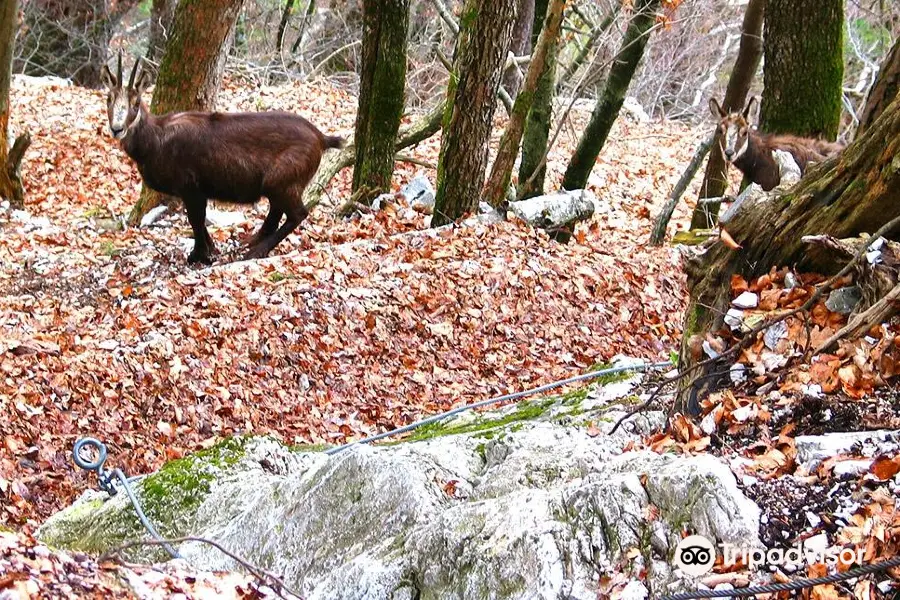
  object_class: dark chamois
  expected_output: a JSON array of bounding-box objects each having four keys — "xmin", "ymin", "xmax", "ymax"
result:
[
  {"xmin": 101, "ymin": 54, "xmax": 344, "ymax": 264},
  {"xmin": 709, "ymin": 96, "xmax": 844, "ymax": 192}
]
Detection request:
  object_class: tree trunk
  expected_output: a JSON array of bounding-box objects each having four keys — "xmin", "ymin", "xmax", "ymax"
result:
[
  {"xmin": 0, "ymin": 0, "xmax": 29, "ymax": 209},
  {"xmin": 759, "ymin": 0, "xmax": 843, "ymax": 139},
  {"xmin": 352, "ymin": 0, "xmax": 410, "ymax": 206},
  {"xmin": 147, "ymin": 0, "xmax": 176, "ymax": 64},
  {"xmin": 432, "ymin": 0, "xmax": 517, "ymax": 228},
  {"xmin": 516, "ymin": 0, "xmax": 553, "ymax": 200},
  {"xmin": 277, "ymin": 0, "xmax": 296, "ymax": 54},
  {"xmin": 561, "ymin": 0, "xmax": 660, "ymax": 191},
  {"xmin": 689, "ymin": 0, "xmax": 764, "ymax": 230},
  {"xmin": 677, "ymin": 95, "xmax": 900, "ymax": 415},
  {"xmin": 501, "ymin": 0, "xmax": 534, "ymax": 99},
  {"xmin": 127, "ymin": 0, "xmax": 245, "ymax": 225},
  {"xmin": 484, "ymin": 0, "xmax": 564, "ymax": 209},
  {"xmin": 857, "ymin": 38, "xmax": 900, "ymax": 139}
]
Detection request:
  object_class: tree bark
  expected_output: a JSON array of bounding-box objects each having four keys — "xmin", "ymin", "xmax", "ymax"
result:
[
  {"xmin": 516, "ymin": 0, "xmax": 552, "ymax": 200},
  {"xmin": 759, "ymin": 0, "xmax": 843, "ymax": 139},
  {"xmin": 501, "ymin": 0, "xmax": 534, "ymax": 99},
  {"xmin": 689, "ymin": 0, "xmax": 764, "ymax": 230},
  {"xmin": 432, "ymin": 0, "xmax": 517, "ymax": 228},
  {"xmin": 677, "ymin": 95, "xmax": 900, "ymax": 415},
  {"xmin": 857, "ymin": 37, "xmax": 900, "ymax": 139},
  {"xmin": 352, "ymin": 0, "xmax": 410, "ymax": 206},
  {"xmin": 127, "ymin": 0, "xmax": 245, "ymax": 225},
  {"xmin": 0, "ymin": 0, "xmax": 29, "ymax": 209},
  {"xmin": 561, "ymin": 0, "xmax": 660, "ymax": 191},
  {"xmin": 147, "ymin": 0, "xmax": 176, "ymax": 64},
  {"xmin": 276, "ymin": 0, "xmax": 296, "ymax": 54},
  {"xmin": 484, "ymin": 0, "xmax": 564, "ymax": 209}
]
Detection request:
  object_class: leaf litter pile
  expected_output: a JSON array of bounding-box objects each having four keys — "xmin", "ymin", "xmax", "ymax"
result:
[{"xmin": 1, "ymin": 78, "xmax": 899, "ymax": 599}]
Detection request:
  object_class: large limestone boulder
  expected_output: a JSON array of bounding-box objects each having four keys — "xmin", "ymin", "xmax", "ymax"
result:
[{"xmin": 39, "ymin": 368, "xmax": 760, "ymax": 599}]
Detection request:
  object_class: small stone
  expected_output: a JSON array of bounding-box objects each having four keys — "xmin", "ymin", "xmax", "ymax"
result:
[
  {"xmin": 825, "ymin": 286, "xmax": 862, "ymax": 315},
  {"xmin": 784, "ymin": 272, "xmax": 799, "ymax": 289},
  {"xmin": 140, "ymin": 205, "xmax": 168, "ymax": 227},
  {"xmin": 205, "ymin": 207, "xmax": 246, "ymax": 228},
  {"xmin": 400, "ymin": 173, "xmax": 435, "ymax": 210},
  {"xmin": 732, "ymin": 291, "xmax": 759, "ymax": 309},
  {"xmin": 724, "ymin": 308, "xmax": 744, "ymax": 330},
  {"xmin": 806, "ymin": 512, "xmax": 821, "ymax": 528},
  {"xmin": 763, "ymin": 321, "xmax": 787, "ymax": 350}
]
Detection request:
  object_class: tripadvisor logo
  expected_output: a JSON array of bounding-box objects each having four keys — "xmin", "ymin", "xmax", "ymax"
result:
[{"xmin": 673, "ymin": 534, "xmax": 866, "ymax": 577}]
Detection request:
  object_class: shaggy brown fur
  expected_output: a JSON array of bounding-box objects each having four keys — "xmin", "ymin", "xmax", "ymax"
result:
[
  {"xmin": 710, "ymin": 96, "xmax": 844, "ymax": 192},
  {"xmin": 102, "ymin": 55, "xmax": 343, "ymax": 264}
]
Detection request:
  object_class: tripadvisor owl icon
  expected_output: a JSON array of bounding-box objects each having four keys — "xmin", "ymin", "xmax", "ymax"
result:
[{"xmin": 674, "ymin": 535, "xmax": 716, "ymax": 577}]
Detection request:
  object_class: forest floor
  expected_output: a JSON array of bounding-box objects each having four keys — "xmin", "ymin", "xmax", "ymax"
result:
[
  {"xmin": 0, "ymin": 77, "xmax": 698, "ymax": 527},
  {"xmin": 1, "ymin": 78, "xmax": 898, "ymax": 600}
]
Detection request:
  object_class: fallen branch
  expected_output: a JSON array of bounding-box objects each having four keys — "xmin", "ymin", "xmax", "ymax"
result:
[{"xmin": 650, "ymin": 134, "xmax": 714, "ymax": 245}]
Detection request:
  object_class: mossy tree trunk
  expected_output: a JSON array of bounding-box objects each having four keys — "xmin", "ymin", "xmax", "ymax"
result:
[
  {"xmin": 677, "ymin": 95, "xmax": 900, "ymax": 415},
  {"xmin": 127, "ymin": 0, "xmax": 244, "ymax": 225},
  {"xmin": 516, "ymin": 0, "xmax": 553, "ymax": 200},
  {"xmin": 857, "ymin": 37, "xmax": 900, "ymax": 139},
  {"xmin": 351, "ymin": 0, "xmax": 410, "ymax": 206},
  {"xmin": 0, "ymin": 0, "xmax": 29, "ymax": 209},
  {"xmin": 689, "ymin": 0, "xmax": 764, "ymax": 230},
  {"xmin": 432, "ymin": 0, "xmax": 517, "ymax": 228},
  {"xmin": 484, "ymin": 0, "xmax": 564, "ymax": 209},
  {"xmin": 759, "ymin": 0, "xmax": 843, "ymax": 139},
  {"xmin": 561, "ymin": 0, "xmax": 660, "ymax": 191}
]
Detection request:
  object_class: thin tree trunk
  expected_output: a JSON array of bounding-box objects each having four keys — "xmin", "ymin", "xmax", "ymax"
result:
[
  {"xmin": 146, "ymin": 0, "xmax": 175, "ymax": 64},
  {"xmin": 760, "ymin": 0, "xmax": 843, "ymax": 139},
  {"xmin": 432, "ymin": 0, "xmax": 517, "ymax": 228},
  {"xmin": 650, "ymin": 135, "xmax": 714, "ymax": 245},
  {"xmin": 290, "ymin": 0, "xmax": 316, "ymax": 55},
  {"xmin": 677, "ymin": 95, "xmax": 900, "ymax": 415},
  {"xmin": 689, "ymin": 0, "xmax": 764, "ymax": 230},
  {"xmin": 0, "ymin": 0, "xmax": 29, "ymax": 209},
  {"xmin": 556, "ymin": 6, "xmax": 619, "ymax": 95},
  {"xmin": 352, "ymin": 0, "xmax": 409, "ymax": 206},
  {"xmin": 857, "ymin": 37, "xmax": 900, "ymax": 138},
  {"xmin": 127, "ymin": 0, "xmax": 245, "ymax": 225},
  {"xmin": 516, "ymin": 0, "xmax": 552, "ymax": 200},
  {"xmin": 277, "ymin": 0, "xmax": 296, "ymax": 54},
  {"xmin": 501, "ymin": 0, "xmax": 534, "ymax": 99},
  {"xmin": 484, "ymin": 0, "xmax": 564, "ymax": 209},
  {"xmin": 561, "ymin": 0, "xmax": 660, "ymax": 191}
]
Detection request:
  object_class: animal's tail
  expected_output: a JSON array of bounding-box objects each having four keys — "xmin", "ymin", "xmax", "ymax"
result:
[{"xmin": 324, "ymin": 135, "xmax": 346, "ymax": 150}]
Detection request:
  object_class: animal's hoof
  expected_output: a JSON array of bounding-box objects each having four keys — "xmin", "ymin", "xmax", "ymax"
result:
[
  {"xmin": 242, "ymin": 247, "xmax": 269, "ymax": 261},
  {"xmin": 187, "ymin": 249, "xmax": 214, "ymax": 265}
]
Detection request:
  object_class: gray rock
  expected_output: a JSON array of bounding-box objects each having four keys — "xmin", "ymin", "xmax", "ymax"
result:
[
  {"xmin": 772, "ymin": 149, "xmax": 801, "ymax": 186},
  {"xmin": 509, "ymin": 190, "xmax": 594, "ymax": 235},
  {"xmin": 825, "ymin": 286, "xmax": 862, "ymax": 315},
  {"xmin": 205, "ymin": 207, "xmax": 246, "ymax": 229},
  {"xmin": 400, "ymin": 173, "xmax": 435, "ymax": 211},
  {"xmin": 732, "ymin": 291, "xmax": 758, "ymax": 309},
  {"xmin": 39, "ymin": 372, "xmax": 760, "ymax": 600},
  {"xmin": 139, "ymin": 205, "xmax": 168, "ymax": 228}
]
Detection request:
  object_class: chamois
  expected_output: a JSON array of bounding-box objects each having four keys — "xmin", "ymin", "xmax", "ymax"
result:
[
  {"xmin": 709, "ymin": 96, "xmax": 843, "ymax": 192},
  {"xmin": 101, "ymin": 54, "xmax": 344, "ymax": 264}
]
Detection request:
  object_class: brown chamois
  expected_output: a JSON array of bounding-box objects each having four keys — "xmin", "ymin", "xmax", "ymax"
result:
[
  {"xmin": 101, "ymin": 54, "xmax": 344, "ymax": 264},
  {"xmin": 709, "ymin": 96, "xmax": 844, "ymax": 192}
]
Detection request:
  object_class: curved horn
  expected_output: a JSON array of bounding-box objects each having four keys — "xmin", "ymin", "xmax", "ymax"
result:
[
  {"xmin": 116, "ymin": 50, "xmax": 123, "ymax": 86},
  {"xmin": 128, "ymin": 56, "xmax": 141, "ymax": 90}
]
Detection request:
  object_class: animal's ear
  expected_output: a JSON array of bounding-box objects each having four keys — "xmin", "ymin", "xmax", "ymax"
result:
[
  {"xmin": 135, "ymin": 67, "xmax": 153, "ymax": 97},
  {"xmin": 743, "ymin": 96, "xmax": 758, "ymax": 121},
  {"xmin": 101, "ymin": 64, "xmax": 117, "ymax": 90},
  {"xmin": 709, "ymin": 98, "xmax": 726, "ymax": 119}
]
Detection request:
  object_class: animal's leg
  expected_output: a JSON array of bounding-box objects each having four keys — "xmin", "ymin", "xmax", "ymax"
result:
[
  {"xmin": 243, "ymin": 188, "xmax": 308, "ymax": 261},
  {"xmin": 185, "ymin": 198, "xmax": 215, "ymax": 264},
  {"xmin": 244, "ymin": 205, "xmax": 284, "ymax": 247}
]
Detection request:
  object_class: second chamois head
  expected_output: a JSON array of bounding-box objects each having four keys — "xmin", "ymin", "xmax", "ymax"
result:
[
  {"xmin": 709, "ymin": 96, "xmax": 756, "ymax": 163},
  {"xmin": 101, "ymin": 51, "xmax": 152, "ymax": 140}
]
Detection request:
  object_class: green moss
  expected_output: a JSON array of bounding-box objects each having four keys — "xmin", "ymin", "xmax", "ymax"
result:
[
  {"xmin": 98, "ymin": 240, "xmax": 120, "ymax": 257},
  {"xmin": 290, "ymin": 443, "xmax": 332, "ymax": 453}
]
